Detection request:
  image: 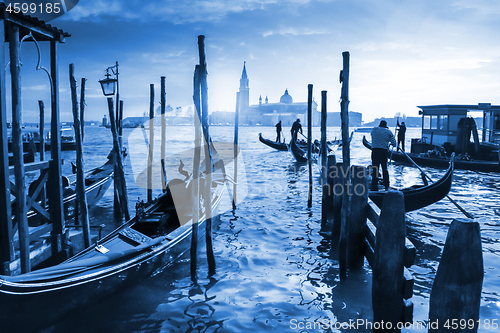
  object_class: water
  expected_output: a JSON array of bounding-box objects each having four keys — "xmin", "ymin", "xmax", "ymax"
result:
[{"xmin": 35, "ymin": 126, "xmax": 499, "ymax": 332}]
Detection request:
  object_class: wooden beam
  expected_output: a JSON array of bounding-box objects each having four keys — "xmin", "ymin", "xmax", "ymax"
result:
[
  {"xmin": 9, "ymin": 160, "xmax": 49, "ymax": 175},
  {"xmin": 0, "ymin": 18, "xmax": 14, "ymax": 274},
  {"xmin": 48, "ymin": 39, "xmax": 66, "ymax": 258},
  {"xmin": 9, "ymin": 23, "xmax": 29, "ymax": 273}
]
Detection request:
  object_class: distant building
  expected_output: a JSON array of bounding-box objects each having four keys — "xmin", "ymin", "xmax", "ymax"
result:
[{"xmin": 237, "ymin": 63, "xmax": 319, "ymax": 126}]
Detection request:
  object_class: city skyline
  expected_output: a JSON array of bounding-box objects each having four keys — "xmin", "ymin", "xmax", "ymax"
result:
[{"xmin": 4, "ymin": 0, "xmax": 500, "ymax": 123}]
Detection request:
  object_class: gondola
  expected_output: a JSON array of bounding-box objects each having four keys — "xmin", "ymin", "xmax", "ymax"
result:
[
  {"xmin": 0, "ymin": 157, "xmax": 227, "ymax": 331},
  {"xmin": 368, "ymin": 160, "xmax": 453, "ymax": 212},
  {"xmin": 363, "ymin": 135, "xmax": 500, "ymax": 173},
  {"xmin": 362, "ymin": 136, "xmax": 454, "ymax": 211},
  {"xmin": 21, "ymin": 151, "xmax": 118, "ymax": 225},
  {"xmin": 258, "ymin": 133, "xmax": 289, "ymax": 151},
  {"xmin": 288, "ymin": 132, "xmax": 318, "ymax": 163}
]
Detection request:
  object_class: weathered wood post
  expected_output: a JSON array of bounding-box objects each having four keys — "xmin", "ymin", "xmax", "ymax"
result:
[
  {"xmin": 348, "ymin": 165, "xmax": 368, "ymax": 269},
  {"xmin": 49, "ymin": 37, "xmax": 66, "ymax": 261},
  {"xmin": 160, "ymin": 76, "xmax": 167, "ymax": 192},
  {"xmin": 107, "ymin": 98, "xmax": 130, "ymax": 222},
  {"xmin": 233, "ymin": 92, "xmax": 240, "ymax": 209},
  {"xmin": 428, "ymin": 218, "xmax": 483, "ymax": 332},
  {"xmin": 322, "ymin": 154, "xmax": 336, "ymax": 232},
  {"xmin": 9, "ymin": 24, "xmax": 30, "ymax": 273},
  {"xmin": 69, "ymin": 64, "xmax": 90, "ymax": 247},
  {"xmin": 191, "ymin": 65, "xmax": 202, "ymax": 280},
  {"xmin": 372, "ymin": 190, "xmax": 405, "ymax": 332},
  {"xmin": 331, "ymin": 161, "xmax": 344, "ymax": 245},
  {"xmin": 198, "ymin": 35, "xmax": 216, "ymax": 275},
  {"xmin": 320, "ymin": 90, "xmax": 327, "ymax": 183},
  {"xmin": 320, "ymin": 90, "xmax": 329, "ymax": 230},
  {"xmin": 339, "ymin": 51, "xmax": 350, "ymax": 280},
  {"xmin": 148, "ymin": 83, "xmax": 154, "ymax": 203},
  {"xmin": 80, "ymin": 78, "xmax": 85, "ymax": 140},
  {"xmin": 307, "ymin": 84, "xmax": 313, "ymax": 208}
]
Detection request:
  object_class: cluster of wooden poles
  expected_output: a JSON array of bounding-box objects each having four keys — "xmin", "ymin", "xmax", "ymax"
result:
[{"xmin": 313, "ymin": 51, "xmax": 484, "ymax": 332}]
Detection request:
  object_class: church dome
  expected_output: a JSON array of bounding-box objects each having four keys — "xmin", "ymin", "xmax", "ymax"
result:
[{"xmin": 280, "ymin": 89, "xmax": 293, "ymax": 104}]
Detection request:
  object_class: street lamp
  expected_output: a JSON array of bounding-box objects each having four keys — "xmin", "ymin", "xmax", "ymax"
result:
[
  {"xmin": 99, "ymin": 61, "xmax": 120, "ymax": 131},
  {"xmin": 98, "ymin": 72, "xmax": 117, "ymax": 96}
]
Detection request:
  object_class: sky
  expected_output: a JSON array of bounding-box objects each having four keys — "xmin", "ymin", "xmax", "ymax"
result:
[{"xmin": 5, "ymin": 0, "xmax": 500, "ymax": 123}]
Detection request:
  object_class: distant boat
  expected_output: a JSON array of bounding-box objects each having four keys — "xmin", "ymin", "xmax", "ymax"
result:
[
  {"xmin": 354, "ymin": 127, "xmax": 372, "ymax": 133},
  {"xmin": 8, "ymin": 127, "xmax": 77, "ymax": 152}
]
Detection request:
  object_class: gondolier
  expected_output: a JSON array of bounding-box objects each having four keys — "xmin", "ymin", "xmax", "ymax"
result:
[
  {"xmin": 290, "ymin": 118, "xmax": 303, "ymax": 138},
  {"xmin": 397, "ymin": 119, "xmax": 406, "ymax": 151},
  {"xmin": 275, "ymin": 120, "xmax": 282, "ymax": 142},
  {"xmin": 370, "ymin": 120, "xmax": 397, "ymax": 191}
]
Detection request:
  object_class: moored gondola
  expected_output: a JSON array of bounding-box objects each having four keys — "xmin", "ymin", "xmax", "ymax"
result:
[{"xmin": 0, "ymin": 158, "xmax": 227, "ymax": 331}]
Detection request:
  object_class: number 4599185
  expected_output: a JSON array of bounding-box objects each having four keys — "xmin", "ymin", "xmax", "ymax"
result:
[
  {"xmin": 444, "ymin": 319, "xmax": 498, "ymax": 330},
  {"xmin": 6, "ymin": 2, "xmax": 61, "ymax": 14}
]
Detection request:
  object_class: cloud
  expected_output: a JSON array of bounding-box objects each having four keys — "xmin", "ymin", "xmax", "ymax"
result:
[
  {"xmin": 262, "ymin": 27, "xmax": 327, "ymax": 37},
  {"xmin": 63, "ymin": 0, "xmax": 315, "ymax": 23}
]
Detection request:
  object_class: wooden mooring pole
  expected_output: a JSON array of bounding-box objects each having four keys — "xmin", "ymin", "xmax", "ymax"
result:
[
  {"xmin": 338, "ymin": 51, "xmax": 350, "ymax": 280},
  {"xmin": 233, "ymin": 92, "xmax": 240, "ymax": 209},
  {"xmin": 160, "ymin": 76, "xmax": 167, "ymax": 192},
  {"xmin": 198, "ymin": 35, "xmax": 216, "ymax": 275},
  {"xmin": 191, "ymin": 65, "xmax": 202, "ymax": 280},
  {"xmin": 348, "ymin": 165, "xmax": 368, "ymax": 269},
  {"xmin": 372, "ymin": 190, "xmax": 405, "ymax": 332},
  {"xmin": 148, "ymin": 83, "xmax": 154, "ymax": 203},
  {"xmin": 428, "ymin": 218, "xmax": 483, "ymax": 332},
  {"xmin": 320, "ymin": 90, "xmax": 329, "ymax": 231},
  {"xmin": 107, "ymin": 98, "xmax": 130, "ymax": 222},
  {"xmin": 307, "ymin": 84, "xmax": 313, "ymax": 208},
  {"xmin": 69, "ymin": 64, "xmax": 90, "ymax": 247}
]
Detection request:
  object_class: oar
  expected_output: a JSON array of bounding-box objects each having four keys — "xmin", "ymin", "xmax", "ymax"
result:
[
  {"xmin": 281, "ymin": 129, "xmax": 286, "ymax": 143},
  {"xmin": 397, "ymin": 147, "xmax": 473, "ymax": 219}
]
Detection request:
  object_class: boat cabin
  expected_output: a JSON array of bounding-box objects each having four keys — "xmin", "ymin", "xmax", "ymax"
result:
[{"xmin": 414, "ymin": 103, "xmax": 500, "ymax": 159}]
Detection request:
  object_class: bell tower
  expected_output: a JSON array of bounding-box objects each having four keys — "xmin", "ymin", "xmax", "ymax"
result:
[{"xmin": 238, "ymin": 62, "xmax": 249, "ymax": 113}]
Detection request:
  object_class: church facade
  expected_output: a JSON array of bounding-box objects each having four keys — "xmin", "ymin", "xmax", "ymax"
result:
[{"xmin": 237, "ymin": 63, "xmax": 320, "ymax": 126}]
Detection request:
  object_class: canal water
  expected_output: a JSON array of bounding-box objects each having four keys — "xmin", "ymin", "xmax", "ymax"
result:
[{"xmin": 34, "ymin": 125, "xmax": 499, "ymax": 333}]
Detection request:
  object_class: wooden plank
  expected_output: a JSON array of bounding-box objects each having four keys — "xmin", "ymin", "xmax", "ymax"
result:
[
  {"xmin": 366, "ymin": 199, "xmax": 380, "ymax": 226},
  {"xmin": 403, "ymin": 267, "xmax": 414, "ymax": 300},
  {"xmin": 9, "ymin": 160, "xmax": 49, "ymax": 175},
  {"xmin": 364, "ymin": 239, "xmax": 374, "ymax": 267},
  {"xmin": 365, "ymin": 220, "xmax": 376, "ymax": 248},
  {"xmin": 404, "ymin": 239, "xmax": 416, "ymax": 268}
]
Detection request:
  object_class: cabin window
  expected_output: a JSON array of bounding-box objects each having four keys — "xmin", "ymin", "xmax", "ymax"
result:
[
  {"xmin": 423, "ymin": 115, "xmax": 430, "ymax": 129},
  {"xmin": 494, "ymin": 114, "xmax": 500, "ymax": 130},
  {"xmin": 430, "ymin": 115, "xmax": 438, "ymax": 129},
  {"xmin": 438, "ymin": 115, "xmax": 448, "ymax": 130}
]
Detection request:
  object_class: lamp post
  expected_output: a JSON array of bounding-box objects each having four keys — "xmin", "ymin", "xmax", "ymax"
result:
[
  {"xmin": 99, "ymin": 61, "xmax": 123, "ymax": 223},
  {"xmin": 99, "ymin": 61, "xmax": 120, "ymax": 139}
]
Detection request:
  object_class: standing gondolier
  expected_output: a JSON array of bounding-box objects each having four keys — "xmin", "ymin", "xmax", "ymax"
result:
[
  {"xmin": 275, "ymin": 120, "xmax": 282, "ymax": 142},
  {"xmin": 290, "ymin": 118, "xmax": 303, "ymax": 138},
  {"xmin": 370, "ymin": 120, "xmax": 397, "ymax": 191},
  {"xmin": 397, "ymin": 119, "xmax": 407, "ymax": 151}
]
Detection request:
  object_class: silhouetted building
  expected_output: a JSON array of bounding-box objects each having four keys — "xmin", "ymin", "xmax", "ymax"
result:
[{"xmin": 237, "ymin": 63, "xmax": 319, "ymax": 126}]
